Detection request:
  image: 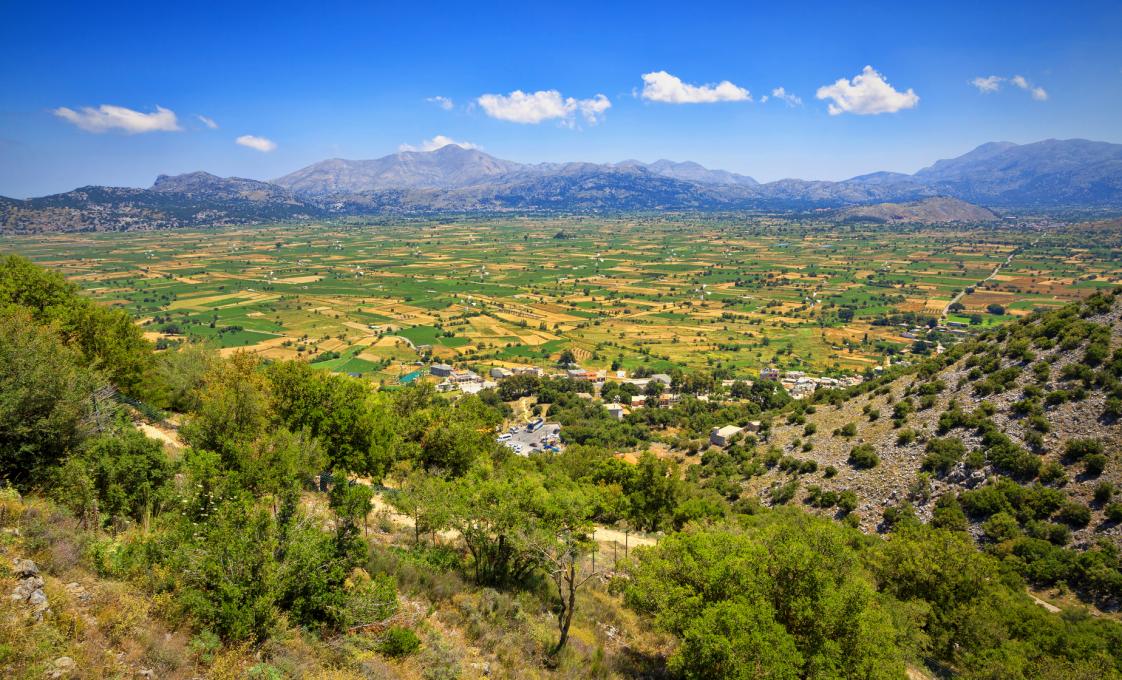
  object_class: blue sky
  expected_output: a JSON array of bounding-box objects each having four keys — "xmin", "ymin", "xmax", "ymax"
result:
[{"xmin": 1, "ymin": 0, "xmax": 1120, "ymax": 197}]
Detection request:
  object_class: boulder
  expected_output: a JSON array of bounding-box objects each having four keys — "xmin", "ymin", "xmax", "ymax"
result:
[
  {"xmin": 45, "ymin": 656, "xmax": 76, "ymax": 679},
  {"xmin": 13, "ymin": 558, "xmax": 39, "ymax": 578}
]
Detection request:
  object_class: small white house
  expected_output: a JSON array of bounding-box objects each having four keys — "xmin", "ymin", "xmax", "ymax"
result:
[
  {"xmin": 710, "ymin": 425, "xmax": 743, "ymax": 447},
  {"xmin": 605, "ymin": 403, "xmax": 626, "ymax": 421}
]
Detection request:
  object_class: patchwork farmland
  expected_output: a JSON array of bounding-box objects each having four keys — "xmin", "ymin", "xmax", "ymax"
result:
[{"xmin": 4, "ymin": 216, "xmax": 1120, "ymax": 385}]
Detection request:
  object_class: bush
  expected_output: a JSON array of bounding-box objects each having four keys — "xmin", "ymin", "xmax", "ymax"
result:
[
  {"xmin": 848, "ymin": 444, "xmax": 879, "ymax": 469},
  {"xmin": 982, "ymin": 512, "xmax": 1021, "ymax": 542},
  {"xmin": 1084, "ymin": 453, "xmax": 1107, "ymax": 477},
  {"xmin": 770, "ymin": 479, "xmax": 799, "ymax": 505},
  {"xmin": 1056, "ymin": 501, "xmax": 1091, "ymax": 528},
  {"xmin": 823, "ymin": 465, "xmax": 838, "ymax": 479},
  {"xmin": 1064, "ymin": 438, "xmax": 1103, "ymax": 461},
  {"xmin": 1106, "ymin": 503, "xmax": 1122, "ymax": 523},
  {"xmin": 378, "ymin": 626, "xmax": 421, "ymax": 658},
  {"xmin": 921, "ymin": 437, "xmax": 965, "ymax": 475},
  {"xmin": 1093, "ymin": 481, "xmax": 1114, "ymax": 504}
]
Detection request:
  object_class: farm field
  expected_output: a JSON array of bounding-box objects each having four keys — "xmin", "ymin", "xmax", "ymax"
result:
[{"xmin": 4, "ymin": 216, "xmax": 1121, "ymax": 384}]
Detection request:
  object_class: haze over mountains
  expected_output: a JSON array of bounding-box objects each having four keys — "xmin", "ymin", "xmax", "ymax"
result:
[{"xmin": 2, "ymin": 138, "xmax": 1121, "ymax": 232}]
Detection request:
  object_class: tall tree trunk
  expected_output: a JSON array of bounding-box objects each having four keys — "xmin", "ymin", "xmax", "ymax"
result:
[{"xmin": 551, "ymin": 561, "xmax": 577, "ymax": 655}]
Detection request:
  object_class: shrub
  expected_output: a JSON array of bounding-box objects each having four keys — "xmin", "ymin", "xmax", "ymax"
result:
[
  {"xmin": 1039, "ymin": 461, "xmax": 1067, "ymax": 485},
  {"xmin": 1064, "ymin": 438, "xmax": 1103, "ymax": 461},
  {"xmin": 848, "ymin": 444, "xmax": 879, "ymax": 469},
  {"xmin": 1106, "ymin": 503, "xmax": 1122, "ymax": 523},
  {"xmin": 921, "ymin": 437, "xmax": 966, "ymax": 475},
  {"xmin": 1084, "ymin": 453, "xmax": 1107, "ymax": 477},
  {"xmin": 378, "ymin": 626, "xmax": 421, "ymax": 658},
  {"xmin": 982, "ymin": 512, "xmax": 1021, "ymax": 542},
  {"xmin": 1093, "ymin": 481, "xmax": 1114, "ymax": 504},
  {"xmin": 823, "ymin": 465, "xmax": 838, "ymax": 479},
  {"xmin": 770, "ymin": 479, "xmax": 799, "ymax": 505},
  {"xmin": 1056, "ymin": 501, "xmax": 1091, "ymax": 528},
  {"xmin": 931, "ymin": 495, "xmax": 968, "ymax": 532},
  {"xmin": 896, "ymin": 428, "xmax": 917, "ymax": 446}
]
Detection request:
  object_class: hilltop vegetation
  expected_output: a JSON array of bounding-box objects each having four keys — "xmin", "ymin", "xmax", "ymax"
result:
[{"xmin": 3, "ymin": 253, "xmax": 1122, "ymax": 679}]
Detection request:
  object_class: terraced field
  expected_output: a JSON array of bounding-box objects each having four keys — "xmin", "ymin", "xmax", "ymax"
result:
[{"xmin": 4, "ymin": 217, "xmax": 1120, "ymax": 384}]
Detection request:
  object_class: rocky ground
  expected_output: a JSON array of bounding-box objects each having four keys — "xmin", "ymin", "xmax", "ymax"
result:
[{"xmin": 745, "ymin": 297, "xmax": 1122, "ymax": 548}]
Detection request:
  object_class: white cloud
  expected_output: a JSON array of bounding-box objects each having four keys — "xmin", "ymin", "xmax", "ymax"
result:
[
  {"xmin": 399, "ymin": 135, "xmax": 480, "ymax": 152},
  {"xmin": 476, "ymin": 89, "xmax": 611, "ymax": 125},
  {"xmin": 195, "ymin": 114, "xmax": 219, "ymax": 129},
  {"xmin": 970, "ymin": 74, "xmax": 1047, "ymax": 101},
  {"xmin": 235, "ymin": 134, "xmax": 277, "ymax": 152},
  {"xmin": 971, "ymin": 75, "xmax": 1003, "ymax": 93},
  {"xmin": 53, "ymin": 104, "xmax": 181, "ymax": 133},
  {"xmin": 815, "ymin": 66, "xmax": 919, "ymax": 115},
  {"xmin": 1011, "ymin": 75, "xmax": 1048, "ymax": 100},
  {"xmin": 427, "ymin": 96, "xmax": 454, "ymax": 110},
  {"xmin": 770, "ymin": 87, "xmax": 803, "ymax": 106},
  {"xmin": 640, "ymin": 71, "xmax": 750, "ymax": 103}
]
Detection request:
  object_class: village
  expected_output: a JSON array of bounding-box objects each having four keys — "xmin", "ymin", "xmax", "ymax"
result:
[{"xmin": 422, "ymin": 359, "xmax": 870, "ymax": 455}]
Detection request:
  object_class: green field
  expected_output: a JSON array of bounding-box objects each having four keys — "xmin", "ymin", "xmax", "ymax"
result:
[{"xmin": 4, "ymin": 217, "xmax": 1120, "ymax": 381}]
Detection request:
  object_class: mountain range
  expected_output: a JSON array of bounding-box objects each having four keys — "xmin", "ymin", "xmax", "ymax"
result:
[{"xmin": 3, "ymin": 138, "xmax": 1121, "ymax": 232}]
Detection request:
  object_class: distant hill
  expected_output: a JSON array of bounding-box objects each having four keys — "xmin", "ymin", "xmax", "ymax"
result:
[
  {"xmin": 272, "ymin": 145, "xmax": 523, "ymax": 193},
  {"xmin": 912, "ymin": 139, "xmax": 1122, "ymax": 206},
  {"xmin": 4, "ymin": 138, "xmax": 1122, "ymax": 232},
  {"xmin": 615, "ymin": 159, "xmax": 759, "ymax": 186},
  {"xmin": 749, "ymin": 291, "xmax": 1122, "ymax": 553},
  {"xmin": 837, "ymin": 197, "xmax": 998, "ymax": 224}
]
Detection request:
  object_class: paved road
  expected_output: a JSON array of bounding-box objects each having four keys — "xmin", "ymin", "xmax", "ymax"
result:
[{"xmin": 941, "ymin": 248, "xmax": 1021, "ymax": 320}]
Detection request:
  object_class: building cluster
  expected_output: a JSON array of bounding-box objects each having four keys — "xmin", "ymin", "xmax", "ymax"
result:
[
  {"xmin": 429, "ymin": 360, "xmax": 864, "ymax": 403},
  {"xmin": 429, "ymin": 363, "xmax": 496, "ymax": 394}
]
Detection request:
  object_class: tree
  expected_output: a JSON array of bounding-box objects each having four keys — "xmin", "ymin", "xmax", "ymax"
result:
[
  {"xmin": 268, "ymin": 361, "xmax": 397, "ymax": 480},
  {"xmin": 0, "ymin": 310, "xmax": 99, "ymax": 488},
  {"xmin": 182, "ymin": 352, "xmax": 272, "ymax": 469},
  {"xmin": 156, "ymin": 343, "xmax": 214, "ymax": 413},
  {"xmin": 625, "ymin": 512, "xmax": 905, "ymax": 679},
  {"xmin": 390, "ymin": 467, "xmax": 453, "ymax": 545},
  {"xmin": 0, "ymin": 255, "xmax": 159, "ymax": 402},
  {"xmin": 627, "ymin": 453, "xmax": 681, "ymax": 532},
  {"xmin": 80, "ymin": 424, "xmax": 173, "ymax": 527},
  {"xmin": 445, "ymin": 467, "xmax": 542, "ymax": 586},
  {"xmin": 531, "ymin": 483, "xmax": 599, "ymax": 655}
]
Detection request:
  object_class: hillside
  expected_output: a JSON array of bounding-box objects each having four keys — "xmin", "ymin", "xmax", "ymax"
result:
[
  {"xmin": 837, "ymin": 197, "xmax": 998, "ymax": 224},
  {"xmin": 735, "ymin": 291, "xmax": 1122, "ymax": 572}
]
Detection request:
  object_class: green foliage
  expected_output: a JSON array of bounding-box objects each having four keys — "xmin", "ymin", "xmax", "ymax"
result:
[
  {"xmin": 0, "ymin": 254, "xmax": 159, "ymax": 402},
  {"xmin": 848, "ymin": 444, "xmax": 879, "ymax": 469},
  {"xmin": 77, "ymin": 424, "xmax": 173, "ymax": 525},
  {"xmin": 625, "ymin": 512, "xmax": 906, "ymax": 679},
  {"xmin": 922, "ymin": 437, "xmax": 966, "ymax": 475},
  {"xmin": 378, "ymin": 626, "xmax": 421, "ymax": 657},
  {"xmin": 0, "ymin": 311, "xmax": 99, "ymax": 488}
]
